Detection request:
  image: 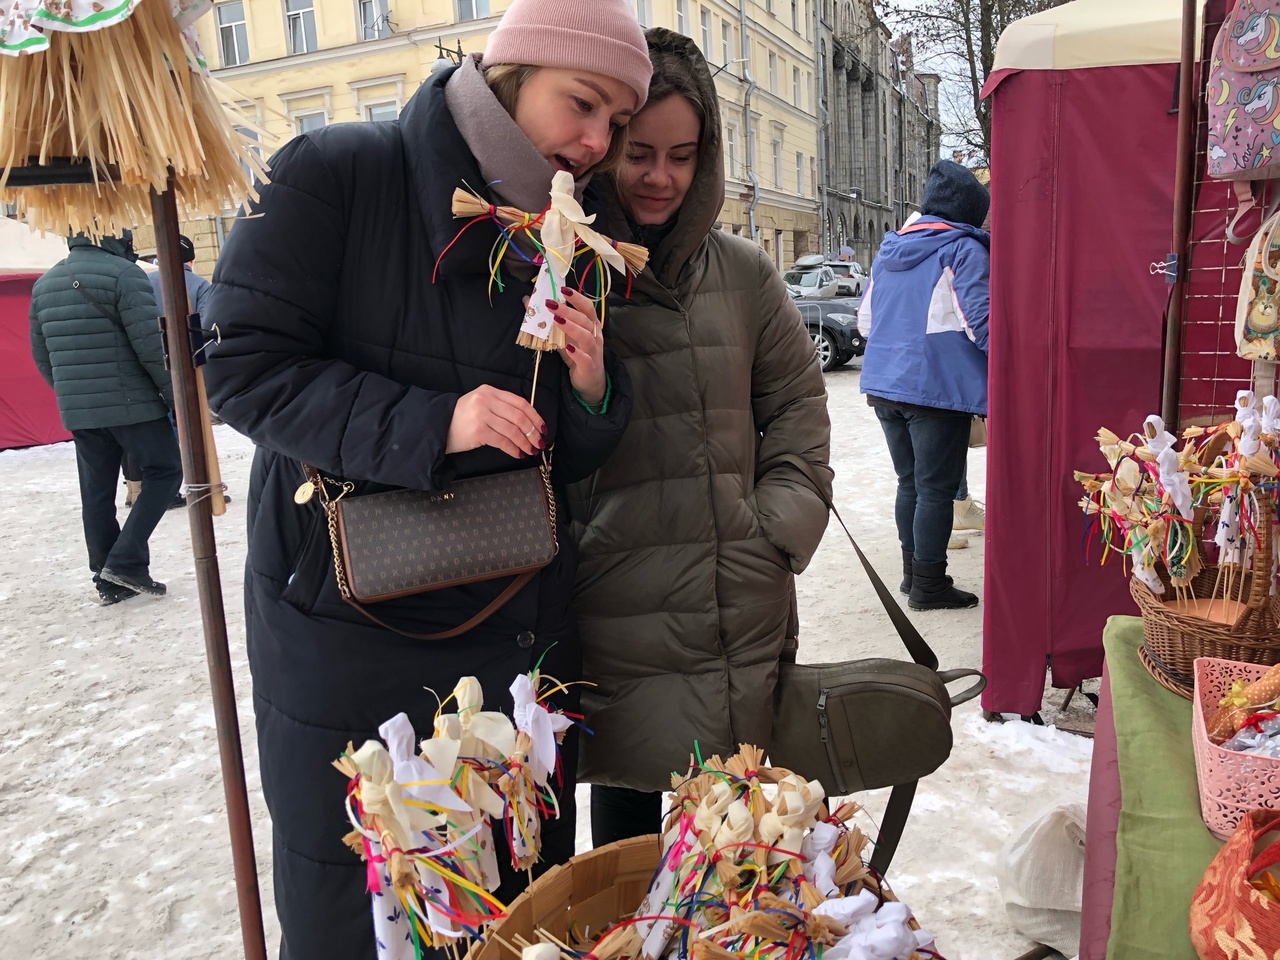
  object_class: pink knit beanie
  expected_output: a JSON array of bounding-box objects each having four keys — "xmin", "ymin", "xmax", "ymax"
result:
[{"xmin": 484, "ymin": 0, "xmax": 652, "ymax": 111}]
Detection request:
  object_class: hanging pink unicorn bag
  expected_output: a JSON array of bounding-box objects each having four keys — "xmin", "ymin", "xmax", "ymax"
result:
[{"xmin": 1208, "ymin": 0, "xmax": 1280, "ymax": 181}]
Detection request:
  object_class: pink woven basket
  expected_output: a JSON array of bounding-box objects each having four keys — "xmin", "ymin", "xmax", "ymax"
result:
[{"xmin": 1192, "ymin": 656, "xmax": 1280, "ymax": 839}]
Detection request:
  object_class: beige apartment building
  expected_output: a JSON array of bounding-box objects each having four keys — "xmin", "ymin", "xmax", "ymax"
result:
[{"xmin": 142, "ymin": 0, "xmax": 825, "ymax": 271}]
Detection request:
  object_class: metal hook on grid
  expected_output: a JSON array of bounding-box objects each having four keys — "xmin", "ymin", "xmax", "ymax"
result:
[{"xmin": 1150, "ymin": 254, "xmax": 1178, "ymax": 284}]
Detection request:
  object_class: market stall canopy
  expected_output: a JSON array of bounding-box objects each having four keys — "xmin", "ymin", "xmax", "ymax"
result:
[
  {"xmin": 0, "ymin": 217, "xmax": 66, "ymax": 275},
  {"xmin": 984, "ymin": 0, "xmax": 1201, "ymax": 95}
]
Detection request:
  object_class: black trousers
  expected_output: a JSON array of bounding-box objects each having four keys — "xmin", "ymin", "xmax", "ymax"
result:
[
  {"xmin": 71, "ymin": 419, "xmax": 182, "ymax": 584},
  {"xmin": 590, "ymin": 785, "xmax": 663, "ymax": 846}
]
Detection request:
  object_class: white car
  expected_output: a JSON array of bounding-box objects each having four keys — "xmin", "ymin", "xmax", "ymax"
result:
[{"xmin": 783, "ymin": 264, "xmax": 838, "ymax": 299}]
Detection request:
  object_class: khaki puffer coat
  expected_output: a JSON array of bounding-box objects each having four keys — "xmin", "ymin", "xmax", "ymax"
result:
[{"xmin": 570, "ymin": 29, "xmax": 834, "ymax": 792}]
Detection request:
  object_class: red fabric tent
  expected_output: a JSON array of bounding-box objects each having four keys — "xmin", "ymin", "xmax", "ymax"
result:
[
  {"xmin": 979, "ymin": 0, "xmax": 1191, "ymax": 713},
  {"xmin": 0, "ymin": 272, "xmax": 68, "ymax": 450}
]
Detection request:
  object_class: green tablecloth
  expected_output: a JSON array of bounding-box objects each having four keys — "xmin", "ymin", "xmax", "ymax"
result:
[{"xmin": 1104, "ymin": 616, "xmax": 1223, "ymax": 960}]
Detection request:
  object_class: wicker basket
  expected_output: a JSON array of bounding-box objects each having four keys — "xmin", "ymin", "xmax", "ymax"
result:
[
  {"xmin": 1131, "ymin": 496, "xmax": 1280, "ymax": 698},
  {"xmin": 1192, "ymin": 656, "xmax": 1280, "ymax": 839},
  {"xmin": 465, "ymin": 834, "xmax": 922, "ymax": 960}
]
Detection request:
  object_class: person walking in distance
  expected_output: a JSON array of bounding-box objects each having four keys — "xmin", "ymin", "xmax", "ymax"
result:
[
  {"xmin": 30, "ymin": 229, "xmax": 182, "ymax": 603},
  {"xmin": 857, "ymin": 160, "xmax": 990, "ymax": 611}
]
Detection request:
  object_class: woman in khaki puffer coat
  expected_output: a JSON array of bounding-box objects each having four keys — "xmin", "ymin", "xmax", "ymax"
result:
[{"xmin": 569, "ymin": 28, "xmax": 834, "ymax": 844}]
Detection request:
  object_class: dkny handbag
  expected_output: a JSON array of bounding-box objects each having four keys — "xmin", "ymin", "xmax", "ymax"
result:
[
  {"xmin": 295, "ymin": 458, "xmax": 558, "ymax": 640},
  {"xmin": 765, "ymin": 454, "xmax": 986, "ymax": 876}
]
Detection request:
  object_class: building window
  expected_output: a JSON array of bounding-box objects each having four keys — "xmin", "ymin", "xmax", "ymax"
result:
[
  {"xmin": 365, "ymin": 101, "xmax": 398, "ymax": 122},
  {"xmin": 721, "ymin": 20, "xmax": 731, "ymax": 65},
  {"xmin": 792, "ymin": 65, "xmax": 800, "ymax": 106},
  {"xmin": 236, "ymin": 126, "xmax": 261, "ymax": 184},
  {"xmin": 702, "ymin": 9, "xmax": 712, "ymax": 58},
  {"xmin": 636, "ymin": 0, "xmax": 648, "ymax": 26},
  {"xmin": 792, "ymin": 0, "xmax": 799, "ymax": 31},
  {"xmin": 810, "ymin": 156, "xmax": 817, "ymax": 197},
  {"xmin": 796, "ymin": 151, "xmax": 804, "ymax": 194},
  {"xmin": 456, "ymin": 0, "xmax": 488, "ymax": 20},
  {"xmin": 295, "ymin": 112, "xmax": 326, "ymax": 133},
  {"xmin": 766, "ymin": 0, "xmax": 774, "ymax": 13},
  {"xmin": 725, "ymin": 125, "xmax": 738, "ymax": 178},
  {"xmin": 732, "ymin": 224, "xmax": 743, "ymax": 236},
  {"xmin": 675, "ymin": 0, "xmax": 686, "ymax": 35},
  {"xmin": 772, "ymin": 139, "xmax": 781, "ymax": 187},
  {"xmin": 768, "ymin": 52, "xmax": 777, "ymax": 93},
  {"xmin": 285, "ymin": 0, "xmax": 316, "ymax": 54},
  {"xmin": 357, "ymin": 0, "xmax": 388, "ymax": 39},
  {"xmin": 216, "ymin": 2, "xmax": 248, "ymax": 66}
]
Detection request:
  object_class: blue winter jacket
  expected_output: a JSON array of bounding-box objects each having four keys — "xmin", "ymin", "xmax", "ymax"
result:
[{"xmin": 857, "ymin": 216, "xmax": 990, "ymax": 416}]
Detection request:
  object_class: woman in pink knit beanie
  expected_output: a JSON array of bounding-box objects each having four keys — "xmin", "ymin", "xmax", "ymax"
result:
[{"xmin": 200, "ymin": 1, "xmax": 651, "ymax": 959}]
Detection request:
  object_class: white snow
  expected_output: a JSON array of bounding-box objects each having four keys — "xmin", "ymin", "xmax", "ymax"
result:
[{"xmin": 0, "ymin": 364, "xmax": 1091, "ymax": 958}]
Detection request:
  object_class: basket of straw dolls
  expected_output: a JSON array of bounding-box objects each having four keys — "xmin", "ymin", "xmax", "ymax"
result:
[
  {"xmin": 466, "ymin": 746, "xmax": 936, "ymax": 960},
  {"xmin": 1077, "ymin": 395, "xmax": 1280, "ymax": 699}
]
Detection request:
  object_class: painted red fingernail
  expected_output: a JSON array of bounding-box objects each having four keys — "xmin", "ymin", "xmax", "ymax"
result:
[
  {"xmin": 566, "ymin": 344, "xmax": 576, "ymax": 353},
  {"xmin": 545, "ymin": 299, "xmax": 559, "ymax": 310},
  {"xmin": 537, "ymin": 438, "xmax": 546, "ymax": 450},
  {"xmin": 540, "ymin": 423, "xmax": 548, "ymax": 435},
  {"xmin": 554, "ymin": 315, "xmax": 566, "ymax": 325}
]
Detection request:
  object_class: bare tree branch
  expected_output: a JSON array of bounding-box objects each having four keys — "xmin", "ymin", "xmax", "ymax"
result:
[{"xmin": 882, "ymin": 0, "xmax": 1068, "ymax": 162}]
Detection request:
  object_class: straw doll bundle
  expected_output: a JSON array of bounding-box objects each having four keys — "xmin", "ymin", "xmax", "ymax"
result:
[
  {"xmin": 0, "ymin": 0, "xmax": 268, "ymax": 235},
  {"xmin": 1075, "ymin": 395, "xmax": 1280, "ymax": 621},
  {"xmin": 481, "ymin": 746, "xmax": 935, "ymax": 960},
  {"xmin": 335, "ymin": 669, "xmax": 580, "ymax": 960}
]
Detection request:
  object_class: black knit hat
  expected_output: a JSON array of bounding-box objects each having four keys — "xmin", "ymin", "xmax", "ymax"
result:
[
  {"xmin": 178, "ymin": 234, "xmax": 196, "ymax": 263},
  {"xmin": 920, "ymin": 160, "xmax": 990, "ymax": 228}
]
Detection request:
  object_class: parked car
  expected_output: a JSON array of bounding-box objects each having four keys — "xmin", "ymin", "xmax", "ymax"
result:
[
  {"xmin": 784, "ymin": 263, "xmax": 838, "ymax": 299},
  {"xmin": 826, "ymin": 260, "xmax": 867, "ymax": 297},
  {"xmin": 795, "ymin": 296, "xmax": 864, "ymax": 372}
]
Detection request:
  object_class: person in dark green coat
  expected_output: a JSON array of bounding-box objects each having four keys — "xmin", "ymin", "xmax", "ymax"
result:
[{"xmin": 29, "ymin": 230, "xmax": 182, "ymax": 603}]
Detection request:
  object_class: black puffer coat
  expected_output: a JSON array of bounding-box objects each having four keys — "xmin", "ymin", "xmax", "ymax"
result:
[
  {"xmin": 29, "ymin": 234, "xmax": 171, "ymax": 430},
  {"xmin": 202, "ymin": 67, "xmax": 632, "ymax": 960}
]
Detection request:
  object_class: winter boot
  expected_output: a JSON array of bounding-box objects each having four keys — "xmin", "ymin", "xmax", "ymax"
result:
[
  {"xmin": 908, "ymin": 561, "xmax": 978, "ymax": 611},
  {"xmin": 901, "ymin": 549, "xmax": 954, "ymax": 594},
  {"xmin": 953, "ymin": 496, "xmax": 985, "ymax": 533},
  {"xmin": 948, "ymin": 534, "xmax": 968, "ymax": 550},
  {"xmin": 124, "ymin": 479, "xmax": 142, "ymax": 507}
]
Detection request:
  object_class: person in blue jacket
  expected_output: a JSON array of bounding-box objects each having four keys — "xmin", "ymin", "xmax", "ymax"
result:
[{"xmin": 857, "ymin": 159, "xmax": 989, "ymax": 611}]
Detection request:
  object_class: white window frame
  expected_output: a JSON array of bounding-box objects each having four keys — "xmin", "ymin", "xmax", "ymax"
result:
[
  {"xmin": 675, "ymin": 0, "xmax": 686, "ymax": 35},
  {"xmin": 792, "ymin": 65, "xmax": 800, "ymax": 106},
  {"xmin": 772, "ymin": 138, "xmax": 781, "ymax": 187},
  {"xmin": 768, "ymin": 51, "xmax": 777, "ymax": 93},
  {"xmin": 455, "ymin": 0, "xmax": 488, "ymax": 20},
  {"xmin": 364, "ymin": 100, "xmax": 399, "ymax": 122},
  {"xmin": 216, "ymin": 1, "xmax": 248, "ymax": 67},
  {"xmin": 702, "ymin": 9, "xmax": 712, "ymax": 58},
  {"xmin": 796, "ymin": 151, "xmax": 804, "ymax": 194},
  {"xmin": 636, "ymin": 0, "xmax": 648, "ymax": 26},
  {"xmin": 284, "ymin": 0, "xmax": 316, "ymax": 55},
  {"xmin": 356, "ymin": 0, "xmax": 388, "ymax": 40},
  {"xmin": 792, "ymin": 0, "xmax": 799, "ymax": 31},
  {"xmin": 721, "ymin": 20, "xmax": 731, "ymax": 65},
  {"xmin": 294, "ymin": 111, "xmax": 326, "ymax": 133},
  {"xmin": 725, "ymin": 124, "xmax": 738, "ymax": 178}
]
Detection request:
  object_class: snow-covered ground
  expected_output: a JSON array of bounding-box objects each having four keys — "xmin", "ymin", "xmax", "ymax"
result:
[{"xmin": 0, "ymin": 365, "xmax": 1092, "ymax": 959}]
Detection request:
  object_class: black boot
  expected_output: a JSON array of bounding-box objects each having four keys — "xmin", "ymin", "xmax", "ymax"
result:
[
  {"xmin": 908, "ymin": 561, "xmax": 978, "ymax": 611},
  {"xmin": 902, "ymin": 550, "xmax": 953, "ymax": 595}
]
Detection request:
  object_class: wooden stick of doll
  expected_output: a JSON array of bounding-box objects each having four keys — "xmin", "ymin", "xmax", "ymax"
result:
[{"xmin": 451, "ymin": 171, "xmax": 649, "ymax": 404}]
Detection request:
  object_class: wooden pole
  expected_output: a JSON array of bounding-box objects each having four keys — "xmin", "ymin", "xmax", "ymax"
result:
[
  {"xmin": 151, "ymin": 174, "xmax": 266, "ymax": 960},
  {"xmin": 1162, "ymin": 0, "xmax": 1200, "ymax": 430}
]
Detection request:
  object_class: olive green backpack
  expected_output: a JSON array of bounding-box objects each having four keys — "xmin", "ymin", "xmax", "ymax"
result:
[{"xmin": 765, "ymin": 455, "xmax": 986, "ymax": 876}]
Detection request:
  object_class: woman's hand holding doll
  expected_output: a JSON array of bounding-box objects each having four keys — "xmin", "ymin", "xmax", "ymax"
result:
[{"xmin": 548, "ymin": 289, "xmax": 607, "ymax": 406}]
